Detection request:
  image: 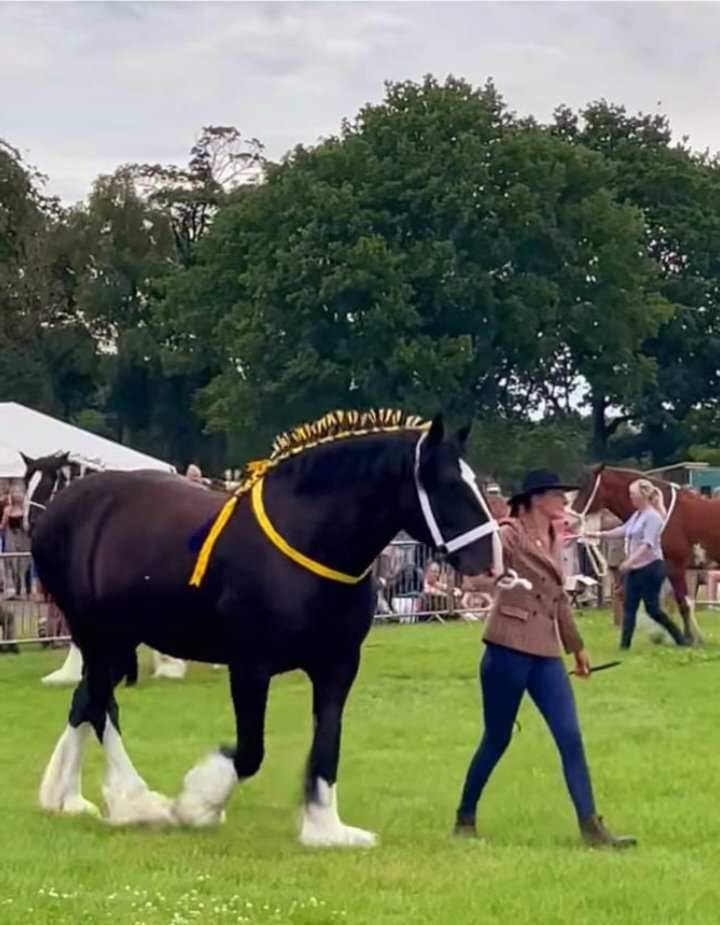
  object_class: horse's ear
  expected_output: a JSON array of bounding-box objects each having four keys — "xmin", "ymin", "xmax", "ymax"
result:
[
  {"xmin": 454, "ymin": 421, "xmax": 472, "ymax": 452},
  {"xmin": 20, "ymin": 452, "xmax": 34, "ymax": 470},
  {"xmin": 59, "ymin": 452, "xmax": 70, "ymax": 464},
  {"xmin": 426, "ymin": 413, "xmax": 444, "ymax": 448}
]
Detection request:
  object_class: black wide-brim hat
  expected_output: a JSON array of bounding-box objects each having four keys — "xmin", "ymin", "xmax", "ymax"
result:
[{"xmin": 509, "ymin": 469, "xmax": 579, "ymax": 507}]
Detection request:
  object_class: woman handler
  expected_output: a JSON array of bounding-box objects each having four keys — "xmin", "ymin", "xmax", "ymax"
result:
[{"xmin": 454, "ymin": 470, "xmax": 636, "ymax": 849}]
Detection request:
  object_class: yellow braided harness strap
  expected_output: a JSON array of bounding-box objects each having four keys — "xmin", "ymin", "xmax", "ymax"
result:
[
  {"xmin": 250, "ymin": 478, "xmax": 372, "ymax": 585},
  {"xmin": 188, "ymin": 475, "xmax": 372, "ymax": 588},
  {"xmin": 188, "ymin": 459, "xmax": 268, "ymax": 589},
  {"xmin": 187, "ymin": 409, "xmax": 429, "ymax": 589},
  {"xmin": 188, "ymin": 494, "xmax": 239, "ymax": 588}
]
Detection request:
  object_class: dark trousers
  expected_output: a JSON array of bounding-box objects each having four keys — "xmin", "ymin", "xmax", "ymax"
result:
[
  {"xmin": 622, "ymin": 560, "xmax": 685, "ymax": 649},
  {"xmin": 457, "ymin": 643, "xmax": 596, "ymax": 822}
]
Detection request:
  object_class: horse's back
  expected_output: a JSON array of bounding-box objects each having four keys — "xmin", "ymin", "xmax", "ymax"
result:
[
  {"xmin": 31, "ymin": 470, "xmax": 225, "ymax": 611},
  {"xmin": 35, "ymin": 469, "xmax": 220, "ymax": 531}
]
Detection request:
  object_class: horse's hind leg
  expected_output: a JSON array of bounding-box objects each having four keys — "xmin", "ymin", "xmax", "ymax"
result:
[
  {"xmin": 41, "ymin": 646, "xmax": 174, "ymax": 826},
  {"xmin": 39, "ymin": 675, "xmax": 98, "ymax": 817},
  {"xmin": 90, "ymin": 653, "xmax": 176, "ymax": 826},
  {"xmin": 173, "ymin": 668, "xmax": 269, "ymax": 827},
  {"xmin": 667, "ymin": 561, "xmax": 703, "ymax": 645},
  {"xmin": 300, "ymin": 650, "xmax": 376, "ymax": 848}
]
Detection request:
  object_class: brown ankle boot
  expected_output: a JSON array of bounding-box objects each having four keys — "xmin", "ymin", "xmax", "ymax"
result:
[
  {"xmin": 580, "ymin": 814, "xmax": 637, "ymax": 849},
  {"xmin": 453, "ymin": 812, "xmax": 478, "ymax": 838}
]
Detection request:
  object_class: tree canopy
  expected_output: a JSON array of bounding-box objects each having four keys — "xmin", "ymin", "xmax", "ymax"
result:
[{"xmin": 2, "ymin": 78, "xmax": 720, "ymax": 480}]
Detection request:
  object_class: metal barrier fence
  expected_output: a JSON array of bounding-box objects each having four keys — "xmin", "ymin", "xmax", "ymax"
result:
[
  {"xmin": 0, "ymin": 542, "xmax": 489, "ymax": 649},
  {"xmin": 0, "ymin": 537, "xmax": 609, "ymax": 648},
  {"xmin": 372, "ymin": 538, "xmax": 493, "ymax": 624},
  {"xmin": 0, "ymin": 553, "xmax": 70, "ymax": 649}
]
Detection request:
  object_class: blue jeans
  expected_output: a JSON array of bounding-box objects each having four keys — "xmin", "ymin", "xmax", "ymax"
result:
[
  {"xmin": 622, "ymin": 560, "xmax": 685, "ymax": 648},
  {"xmin": 457, "ymin": 643, "xmax": 596, "ymax": 822}
]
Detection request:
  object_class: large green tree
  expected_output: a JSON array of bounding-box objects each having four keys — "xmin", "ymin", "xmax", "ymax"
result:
[
  {"xmin": 162, "ymin": 77, "xmax": 668, "ymax": 462},
  {"xmin": 0, "ymin": 140, "xmax": 95, "ymax": 414},
  {"xmin": 553, "ymin": 101, "xmax": 720, "ymax": 462}
]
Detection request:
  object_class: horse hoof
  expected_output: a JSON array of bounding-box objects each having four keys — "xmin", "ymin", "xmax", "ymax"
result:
[
  {"xmin": 102, "ymin": 787, "xmax": 177, "ymax": 827},
  {"xmin": 299, "ymin": 822, "xmax": 378, "ymax": 848},
  {"xmin": 61, "ymin": 795, "xmax": 101, "ymax": 818},
  {"xmin": 172, "ymin": 751, "xmax": 236, "ymax": 828},
  {"xmin": 40, "ymin": 794, "xmax": 100, "ymax": 818},
  {"xmin": 41, "ymin": 669, "xmax": 83, "ymax": 686},
  {"xmin": 172, "ymin": 801, "xmax": 227, "ymax": 828}
]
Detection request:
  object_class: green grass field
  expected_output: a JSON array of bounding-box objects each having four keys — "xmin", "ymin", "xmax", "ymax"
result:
[{"xmin": 2, "ymin": 611, "xmax": 720, "ymax": 925}]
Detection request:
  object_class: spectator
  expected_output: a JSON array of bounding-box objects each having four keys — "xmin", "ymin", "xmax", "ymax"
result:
[
  {"xmin": 1, "ymin": 489, "xmax": 31, "ymax": 599},
  {"xmin": 185, "ymin": 463, "xmax": 208, "ymax": 487},
  {"xmin": 422, "ymin": 560, "xmax": 461, "ymax": 618},
  {"xmin": 423, "ymin": 560, "xmax": 457, "ymax": 596},
  {"xmin": 485, "ymin": 484, "xmax": 509, "ymax": 520},
  {"xmin": 460, "ymin": 573, "xmax": 494, "ymax": 621}
]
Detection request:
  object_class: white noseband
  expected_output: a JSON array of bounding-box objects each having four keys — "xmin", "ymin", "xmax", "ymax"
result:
[{"xmin": 413, "ymin": 433, "xmax": 528, "ymax": 589}]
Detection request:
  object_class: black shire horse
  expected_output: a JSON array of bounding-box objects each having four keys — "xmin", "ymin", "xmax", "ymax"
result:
[{"xmin": 33, "ymin": 410, "xmax": 506, "ymax": 846}]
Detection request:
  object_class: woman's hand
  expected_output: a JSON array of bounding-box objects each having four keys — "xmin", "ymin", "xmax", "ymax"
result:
[{"xmin": 574, "ymin": 649, "xmax": 592, "ymax": 678}]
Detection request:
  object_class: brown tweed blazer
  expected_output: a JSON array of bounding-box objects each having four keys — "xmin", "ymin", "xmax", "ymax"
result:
[{"xmin": 483, "ymin": 519, "xmax": 584, "ymax": 658}]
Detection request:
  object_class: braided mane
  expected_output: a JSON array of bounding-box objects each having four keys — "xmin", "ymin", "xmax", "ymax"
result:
[
  {"xmin": 232, "ymin": 409, "xmax": 429, "ymax": 498},
  {"xmin": 188, "ymin": 408, "xmax": 430, "ymax": 587}
]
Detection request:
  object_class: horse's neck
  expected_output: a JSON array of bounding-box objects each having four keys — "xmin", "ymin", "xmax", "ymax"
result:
[{"xmin": 267, "ymin": 468, "xmax": 407, "ymax": 577}]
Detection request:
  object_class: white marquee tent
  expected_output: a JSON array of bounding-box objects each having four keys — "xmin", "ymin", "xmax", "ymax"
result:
[{"xmin": 0, "ymin": 402, "xmax": 175, "ymax": 478}]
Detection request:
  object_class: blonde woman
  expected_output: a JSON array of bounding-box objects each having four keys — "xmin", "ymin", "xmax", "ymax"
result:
[{"xmin": 590, "ymin": 479, "xmax": 686, "ymax": 649}]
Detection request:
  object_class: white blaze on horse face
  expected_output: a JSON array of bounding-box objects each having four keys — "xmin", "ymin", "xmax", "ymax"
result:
[
  {"xmin": 102, "ymin": 720, "xmax": 175, "ymax": 826},
  {"xmin": 299, "ymin": 778, "xmax": 377, "ymax": 848},
  {"xmin": 39, "ymin": 723, "xmax": 99, "ymax": 817},
  {"xmin": 414, "ymin": 435, "xmax": 499, "ymax": 558},
  {"xmin": 173, "ymin": 751, "xmax": 237, "ymax": 828},
  {"xmin": 23, "ymin": 469, "xmax": 43, "ymax": 532}
]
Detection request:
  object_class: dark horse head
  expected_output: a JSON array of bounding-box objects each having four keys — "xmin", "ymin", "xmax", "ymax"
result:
[
  {"xmin": 264, "ymin": 410, "xmax": 503, "ymax": 579},
  {"xmin": 405, "ymin": 414, "xmax": 500, "ymax": 575},
  {"xmin": 21, "ymin": 451, "xmax": 73, "ymax": 534}
]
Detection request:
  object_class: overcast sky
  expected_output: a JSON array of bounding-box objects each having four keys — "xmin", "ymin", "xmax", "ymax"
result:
[{"xmin": 2, "ymin": 1, "xmax": 719, "ymax": 203}]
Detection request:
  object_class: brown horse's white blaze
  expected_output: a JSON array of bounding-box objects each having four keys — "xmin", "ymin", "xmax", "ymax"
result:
[{"xmin": 571, "ymin": 465, "xmax": 709, "ymax": 644}]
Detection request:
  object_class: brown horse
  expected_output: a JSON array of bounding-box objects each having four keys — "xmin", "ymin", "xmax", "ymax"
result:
[{"xmin": 570, "ymin": 464, "xmax": 709, "ymax": 643}]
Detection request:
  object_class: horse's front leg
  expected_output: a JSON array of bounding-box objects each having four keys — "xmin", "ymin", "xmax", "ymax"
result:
[
  {"xmin": 300, "ymin": 651, "xmax": 376, "ymax": 848},
  {"xmin": 173, "ymin": 668, "xmax": 269, "ymax": 827}
]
